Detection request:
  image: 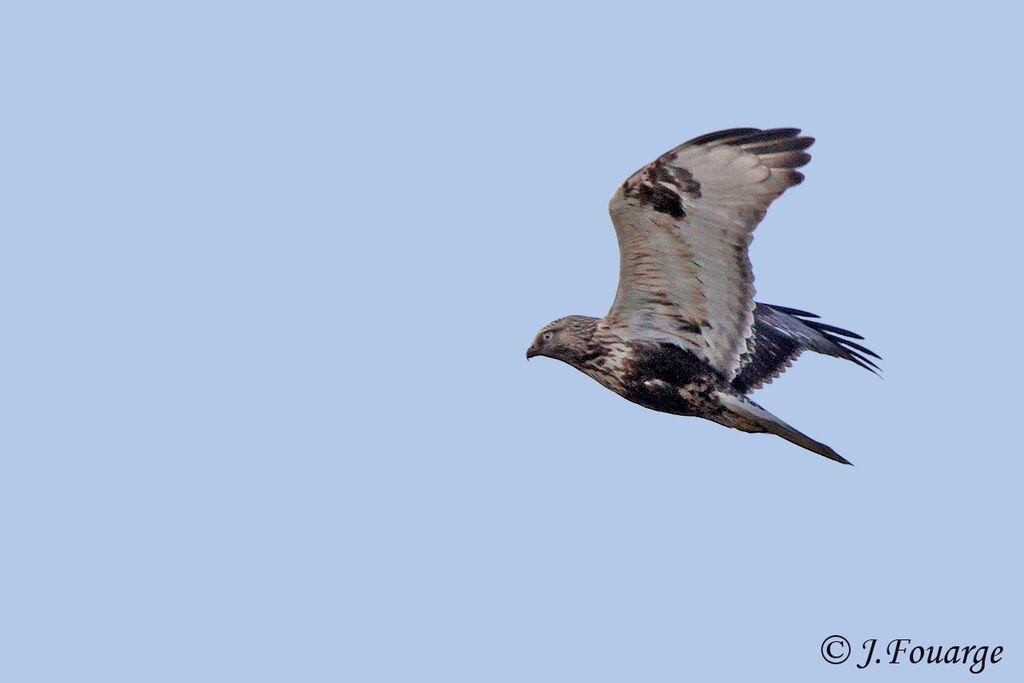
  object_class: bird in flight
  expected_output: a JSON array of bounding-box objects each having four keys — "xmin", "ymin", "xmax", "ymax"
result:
[{"xmin": 526, "ymin": 128, "xmax": 879, "ymax": 464}]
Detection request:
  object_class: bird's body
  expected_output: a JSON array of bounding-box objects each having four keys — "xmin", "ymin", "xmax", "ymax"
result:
[{"xmin": 527, "ymin": 128, "xmax": 879, "ymax": 464}]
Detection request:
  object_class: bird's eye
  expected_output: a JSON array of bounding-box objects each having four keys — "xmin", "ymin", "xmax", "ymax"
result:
[{"xmin": 543, "ymin": 331, "xmax": 553, "ymax": 341}]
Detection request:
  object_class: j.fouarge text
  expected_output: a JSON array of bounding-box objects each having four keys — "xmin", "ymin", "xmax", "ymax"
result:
[{"xmin": 857, "ymin": 638, "xmax": 1003, "ymax": 674}]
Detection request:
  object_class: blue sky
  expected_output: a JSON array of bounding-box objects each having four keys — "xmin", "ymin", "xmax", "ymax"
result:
[{"xmin": 3, "ymin": 2, "xmax": 1021, "ymax": 681}]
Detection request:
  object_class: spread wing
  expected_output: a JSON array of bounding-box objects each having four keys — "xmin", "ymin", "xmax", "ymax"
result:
[
  {"xmin": 603, "ymin": 128, "xmax": 813, "ymax": 380},
  {"xmin": 731, "ymin": 304, "xmax": 882, "ymax": 394}
]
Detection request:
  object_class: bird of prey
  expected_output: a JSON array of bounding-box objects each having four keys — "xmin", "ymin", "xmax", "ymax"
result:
[{"xmin": 526, "ymin": 128, "xmax": 879, "ymax": 464}]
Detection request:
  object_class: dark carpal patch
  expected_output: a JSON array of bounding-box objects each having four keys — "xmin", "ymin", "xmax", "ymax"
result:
[
  {"xmin": 649, "ymin": 163, "xmax": 702, "ymax": 198},
  {"xmin": 628, "ymin": 182, "xmax": 685, "ymax": 218},
  {"xmin": 623, "ymin": 160, "xmax": 702, "ymax": 219}
]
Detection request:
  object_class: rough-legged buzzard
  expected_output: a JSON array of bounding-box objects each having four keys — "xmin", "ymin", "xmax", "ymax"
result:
[{"xmin": 527, "ymin": 128, "xmax": 879, "ymax": 464}]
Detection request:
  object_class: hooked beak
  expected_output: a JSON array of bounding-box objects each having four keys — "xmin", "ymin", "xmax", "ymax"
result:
[{"xmin": 526, "ymin": 343, "xmax": 539, "ymax": 360}]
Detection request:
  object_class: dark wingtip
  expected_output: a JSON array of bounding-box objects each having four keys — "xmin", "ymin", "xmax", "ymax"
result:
[
  {"xmin": 683, "ymin": 127, "xmax": 761, "ymax": 146},
  {"xmin": 767, "ymin": 304, "xmax": 821, "ymax": 319},
  {"xmin": 838, "ymin": 338, "xmax": 882, "ymax": 360},
  {"xmin": 683, "ymin": 127, "xmax": 809, "ymax": 149},
  {"xmin": 805, "ymin": 321, "xmax": 864, "ymax": 340},
  {"xmin": 846, "ymin": 353, "xmax": 882, "ymax": 374},
  {"xmin": 734, "ymin": 128, "xmax": 801, "ymax": 144},
  {"xmin": 772, "ymin": 306, "xmax": 883, "ymax": 373}
]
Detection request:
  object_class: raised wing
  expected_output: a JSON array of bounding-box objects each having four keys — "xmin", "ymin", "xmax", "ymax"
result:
[
  {"xmin": 603, "ymin": 128, "xmax": 813, "ymax": 380},
  {"xmin": 731, "ymin": 304, "xmax": 881, "ymax": 394}
]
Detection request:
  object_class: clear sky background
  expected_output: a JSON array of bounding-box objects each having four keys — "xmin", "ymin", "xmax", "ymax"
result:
[{"xmin": 3, "ymin": 2, "xmax": 1021, "ymax": 681}]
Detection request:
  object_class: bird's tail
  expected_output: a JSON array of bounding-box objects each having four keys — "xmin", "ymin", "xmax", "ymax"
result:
[{"xmin": 714, "ymin": 392, "xmax": 852, "ymax": 465}]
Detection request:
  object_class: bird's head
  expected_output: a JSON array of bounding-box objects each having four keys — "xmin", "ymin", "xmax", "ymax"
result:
[{"xmin": 526, "ymin": 315, "xmax": 599, "ymax": 364}]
